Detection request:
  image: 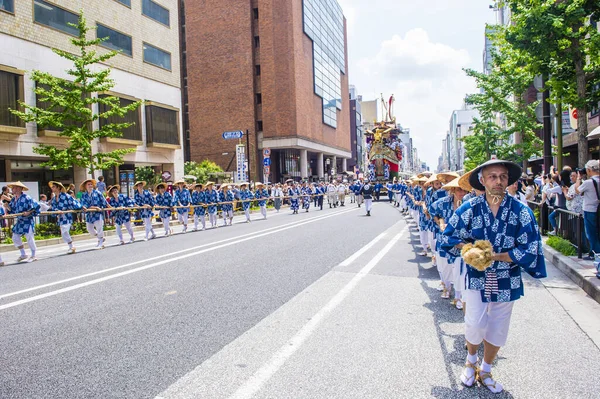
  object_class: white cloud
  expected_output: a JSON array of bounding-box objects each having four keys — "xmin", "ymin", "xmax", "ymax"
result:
[{"xmin": 354, "ymin": 29, "xmax": 477, "ymax": 169}]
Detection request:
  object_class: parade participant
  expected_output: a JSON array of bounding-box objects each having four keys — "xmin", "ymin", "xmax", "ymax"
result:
[
  {"xmin": 156, "ymin": 183, "xmax": 175, "ymax": 235},
  {"xmin": 272, "ymin": 183, "xmax": 284, "ymax": 213},
  {"xmin": 107, "ymin": 185, "xmax": 135, "ymax": 245},
  {"xmin": 374, "ymin": 180, "xmax": 383, "ymax": 201},
  {"xmin": 288, "ymin": 182, "xmax": 300, "ymax": 214},
  {"xmin": 326, "ymin": 181, "xmax": 337, "ymax": 208},
  {"xmin": 348, "ymin": 181, "xmax": 356, "ymax": 204},
  {"xmin": 239, "ymin": 182, "xmax": 253, "ymax": 222},
  {"xmin": 205, "ymin": 182, "xmax": 219, "ymax": 228},
  {"xmin": 301, "ymin": 181, "xmax": 311, "ymax": 212},
  {"xmin": 386, "ymin": 180, "xmax": 395, "ymax": 203},
  {"xmin": 49, "ymin": 181, "xmax": 82, "ymax": 254},
  {"xmin": 219, "ymin": 184, "xmax": 235, "ymax": 226},
  {"xmin": 425, "ymin": 174, "xmax": 447, "ymax": 258},
  {"xmin": 4, "ymin": 181, "xmax": 40, "ymax": 262},
  {"xmin": 0, "ymin": 206, "xmax": 5, "ymax": 265},
  {"xmin": 355, "ymin": 179, "xmax": 364, "ymax": 208},
  {"xmin": 254, "ymin": 182, "xmax": 269, "ymax": 219},
  {"xmin": 360, "ymin": 180, "xmax": 375, "ymax": 216},
  {"xmin": 317, "ymin": 182, "xmax": 325, "ymax": 210},
  {"xmin": 134, "ymin": 181, "xmax": 156, "ymax": 241},
  {"xmin": 337, "ymin": 181, "xmax": 347, "ymax": 206},
  {"xmin": 312, "ymin": 183, "xmax": 319, "ymax": 207},
  {"xmin": 173, "ymin": 180, "xmax": 191, "ymax": 233},
  {"xmin": 411, "ymin": 177, "xmax": 428, "ymax": 254},
  {"xmin": 80, "ymin": 178, "xmax": 109, "ymax": 249},
  {"xmin": 441, "ymin": 159, "xmax": 546, "ymax": 393}
]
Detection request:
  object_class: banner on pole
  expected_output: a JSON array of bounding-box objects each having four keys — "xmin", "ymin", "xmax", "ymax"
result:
[{"xmin": 235, "ymin": 144, "xmax": 247, "ymax": 182}]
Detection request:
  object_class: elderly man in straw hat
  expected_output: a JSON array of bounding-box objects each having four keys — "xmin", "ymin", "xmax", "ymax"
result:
[
  {"xmin": 219, "ymin": 184, "xmax": 235, "ymax": 226},
  {"xmin": 205, "ymin": 182, "xmax": 219, "ymax": 228},
  {"xmin": 49, "ymin": 181, "xmax": 82, "ymax": 254},
  {"xmin": 190, "ymin": 183, "xmax": 206, "ymax": 231},
  {"xmin": 107, "ymin": 185, "xmax": 136, "ymax": 245},
  {"xmin": 173, "ymin": 180, "xmax": 192, "ymax": 233},
  {"xmin": 441, "ymin": 159, "xmax": 546, "ymax": 393},
  {"xmin": 155, "ymin": 183, "xmax": 175, "ymax": 235},
  {"xmin": 3, "ymin": 181, "xmax": 41, "ymax": 262},
  {"xmin": 254, "ymin": 182, "xmax": 269, "ymax": 219},
  {"xmin": 80, "ymin": 178, "xmax": 109, "ymax": 249},
  {"xmin": 133, "ymin": 181, "xmax": 156, "ymax": 241},
  {"xmin": 238, "ymin": 182, "xmax": 253, "ymax": 222}
]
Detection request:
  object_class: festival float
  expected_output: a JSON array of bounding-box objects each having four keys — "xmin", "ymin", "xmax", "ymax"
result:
[{"xmin": 364, "ymin": 95, "xmax": 405, "ymax": 181}]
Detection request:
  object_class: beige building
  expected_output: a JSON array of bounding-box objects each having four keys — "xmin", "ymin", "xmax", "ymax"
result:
[{"xmin": 0, "ymin": 0, "xmax": 183, "ymax": 195}]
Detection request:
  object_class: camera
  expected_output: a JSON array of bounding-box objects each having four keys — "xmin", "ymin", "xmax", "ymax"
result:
[{"xmin": 576, "ymin": 168, "xmax": 586, "ymax": 174}]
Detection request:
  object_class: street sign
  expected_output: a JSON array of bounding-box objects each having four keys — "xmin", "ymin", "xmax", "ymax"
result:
[
  {"xmin": 161, "ymin": 171, "xmax": 172, "ymax": 181},
  {"xmin": 222, "ymin": 130, "xmax": 244, "ymax": 140},
  {"xmin": 570, "ymin": 108, "xmax": 578, "ymax": 130},
  {"xmin": 264, "ymin": 165, "xmax": 270, "ymax": 174},
  {"xmin": 235, "ymin": 144, "xmax": 247, "ymax": 182},
  {"xmin": 263, "ymin": 148, "xmax": 271, "ymax": 157},
  {"xmin": 263, "ymin": 158, "xmax": 271, "ymax": 166}
]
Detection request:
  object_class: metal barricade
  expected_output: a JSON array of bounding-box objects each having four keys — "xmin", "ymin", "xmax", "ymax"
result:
[{"xmin": 529, "ymin": 201, "xmax": 585, "ymax": 259}]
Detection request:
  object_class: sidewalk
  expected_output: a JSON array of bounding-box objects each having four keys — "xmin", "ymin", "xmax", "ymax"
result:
[{"xmin": 542, "ymin": 238, "xmax": 600, "ymax": 304}]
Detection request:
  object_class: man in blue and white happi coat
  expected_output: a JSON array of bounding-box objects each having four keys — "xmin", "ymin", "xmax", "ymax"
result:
[
  {"xmin": 424, "ymin": 175, "xmax": 447, "ymax": 259},
  {"xmin": 156, "ymin": 183, "xmax": 175, "ymax": 235},
  {"xmin": 354, "ymin": 179, "xmax": 364, "ymax": 208},
  {"xmin": 134, "ymin": 181, "xmax": 156, "ymax": 241},
  {"xmin": 5, "ymin": 181, "xmax": 40, "ymax": 262},
  {"xmin": 0, "ymin": 205, "xmax": 5, "ymax": 265},
  {"xmin": 440, "ymin": 160, "xmax": 546, "ymax": 394},
  {"xmin": 254, "ymin": 182, "xmax": 269, "ymax": 219},
  {"xmin": 219, "ymin": 184, "xmax": 235, "ymax": 226},
  {"xmin": 49, "ymin": 181, "xmax": 82, "ymax": 254},
  {"xmin": 190, "ymin": 183, "xmax": 205, "ymax": 231},
  {"xmin": 239, "ymin": 182, "xmax": 253, "ymax": 223},
  {"xmin": 288, "ymin": 183, "xmax": 300, "ymax": 214},
  {"xmin": 173, "ymin": 180, "xmax": 192, "ymax": 233},
  {"xmin": 301, "ymin": 181, "xmax": 311, "ymax": 212},
  {"xmin": 205, "ymin": 182, "xmax": 219, "ymax": 228},
  {"xmin": 107, "ymin": 185, "xmax": 135, "ymax": 245},
  {"xmin": 80, "ymin": 178, "xmax": 109, "ymax": 249}
]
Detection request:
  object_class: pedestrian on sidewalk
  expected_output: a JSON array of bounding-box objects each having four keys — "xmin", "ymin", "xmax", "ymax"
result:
[
  {"xmin": 441, "ymin": 159, "xmax": 546, "ymax": 394},
  {"xmin": 360, "ymin": 180, "xmax": 374, "ymax": 216},
  {"xmin": 4, "ymin": 182, "xmax": 40, "ymax": 262},
  {"xmin": 574, "ymin": 160, "xmax": 600, "ymax": 258},
  {"xmin": 107, "ymin": 185, "xmax": 135, "ymax": 245},
  {"xmin": 134, "ymin": 181, "xmax": 156, "ymax": 241},
  {"xmin": 80, "ymin": 179, "xmax": 109, "ymax": 249},
  {"xmin": 96, "ymin": 176, "xmax": 106, "ymax": 194},
  {"xmin": 49, "ymin": 181, "xmax": 81, "ymax": 254}
]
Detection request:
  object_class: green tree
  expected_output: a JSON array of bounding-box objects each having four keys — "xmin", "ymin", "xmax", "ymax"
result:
[
  {"xmin": 134, "ymin": 166, "xmax": 161, "ymax": 187},
  {"xmin": 184, "ymin": 160, "xmax": 224, "ymax": 183},
  {"xmin": 11, "ymin": 12, "xmax": 141, "ymax": 176}
]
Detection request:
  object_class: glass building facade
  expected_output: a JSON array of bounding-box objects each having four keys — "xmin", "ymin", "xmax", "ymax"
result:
[{"xmin": 303, "ymin": 0, "xmax": 345, "ymax": 128}]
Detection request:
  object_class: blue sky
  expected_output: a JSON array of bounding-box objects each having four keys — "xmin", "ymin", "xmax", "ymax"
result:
[{"xmin": 338, "ymin": 0, "xmax": 496, "ymax": 169}]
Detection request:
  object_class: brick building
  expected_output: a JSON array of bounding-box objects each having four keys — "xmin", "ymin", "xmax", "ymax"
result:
[
  {"xmin": 0, "ymin": 0, "xmax": 184, "ymax": 196},
  {"xmin": 183, "ymin": 0, "xmax": 352, "ymax": 182}
]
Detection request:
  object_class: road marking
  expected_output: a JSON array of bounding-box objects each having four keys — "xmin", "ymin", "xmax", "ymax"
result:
[
  {"xmin": 338, "ymin": 231, "xmax": 387, "ymax": 267},
  {"xmin": 0, "ymin": 208, "xmax": 358, "ymax": 311},
  {"xmin": 0, "ymin": 208, "xmax": 356, "ymax": 301},
  {"xmin": 228, "ymin": 225, "xmax": 408, "ymax": 399}
]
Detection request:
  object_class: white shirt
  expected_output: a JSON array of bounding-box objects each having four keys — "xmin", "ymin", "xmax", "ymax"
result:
[
  {"xmin": 327, "ymin": 184, "xmax": 336, "ymax": 193},
  {"xmin": 337, "ymin": 184, "xmax": 346, "ymax": 193},
  {"xmin": 577, "ymin": 176, "xmax": 600, "ymax": 213}
]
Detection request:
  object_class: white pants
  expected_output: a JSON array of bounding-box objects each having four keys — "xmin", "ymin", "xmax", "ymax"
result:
[
  {"xmin": 223, "ymin": 209, "xmax": 233, "ymax": 225},
  {"xmin": 365, "ymin": 198, "xmax": 373, "ymax": 212},
  {"xmin": 327, "ymin": 193, "xmax": 337, "ymax": 205},
  {"xmin": 194, "ymin": 214, "xmax": 205, "ymax": 230},
  {"xmin": 356, "ymin": 194, "xmax": 364, "ymax": 206},
  {"xmin": 464, "ymin": 289, "xmax": 515, "ymax": 347},
  {"xmin": 349, "ymin": 192, "xmax": 355, "ymax": 202},
  {"xmin": 260, "ymin": 205, "xmax": 267, "ymax": 219},
  {"xmin": 400, "ymin": 197, "xmax": 406, "ymax": 209},
  {"xmin": 209, "ymin": 212, "xmax": 217, "ymax": 227},
  {"xmin": 116, "ymin": 221, "xmax": 134, "ymax": 242},
  {"xmin": 438, "ymin": 256, "xmax": 453, "ymax": 289},
  {"xmin": 60, "ymin": 224, "xmax": 73, "ymax": 246},
  {"xmin": 427, "ymin": 231, "xmax": 435, "ymax": 249},
  {"xmin": 244, "ymin": 208, "xmax": 251, "ymax": 221},
  {"xmin": 13, "ymin": 226, "xmax": 36, "ymax": 255},
  {"xmin": 143, "ymin": 217, "xmax": 154, "ymax": 239},
  {"xmin": 164, "ymin": 216, "xmax": 171, "ymax": 234},
  {"xmin": 453, "ymin": 258, "xmax": 467, "ymax": 300},
  {"xmin": 178, "ymin": 212, "xmax": 188, "ymax": 226},
  {"xmin": 419, "ymin": 230, "xmax": 429, "ymax": 250},
  {"xmin": 86, "ymin": 220, "xmax": 104, "ymax": 239}
]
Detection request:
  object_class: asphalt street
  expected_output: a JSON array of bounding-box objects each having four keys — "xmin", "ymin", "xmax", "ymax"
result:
[{"xmin": 1, "ymin": 201, "xmax": 600, "ymax": 398}]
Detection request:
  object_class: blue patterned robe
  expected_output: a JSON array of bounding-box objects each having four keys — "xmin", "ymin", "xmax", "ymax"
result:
[
  {"xmin": 429, "ymin": 195, "xmax": 457, "ymax": 261},
  {"xmin": 206, "ymin": 189, "xmax": 218, "ymax": 214},
  {"xmin": 81, "ymin": 190, "xmax": 108, "ymax": 223},
  {"xmin": 301, "ymin": 187, "xmax": 311, "ymax": 209},
  {"xmin": 108, "ymin": 194, "xmax": 135, "ymax": 224},
  {"xmin": 240, "ymin": 189, "xmax": 253, "ymax": 210},
  {"xmin": 155, "ymin": 192, "xmax": 174, "ymax": 218},
  {"xmin": 173, "ymin": 188, "xmax": 191, "ymax": 215},
  {"xmin": 255, "ymin": 189, "xmax": 269, "ymax": 207},
  {"xmin": 440, "ymin": 194, "xmax": 546, "ymax": 303},
  {"xmin": 219, "ymin": 191, "xmax": 234, "ymax": 212},
  {"xmin": 426, "ymin": 189, "xmax": 447, "ymax": 233},
  {"xmin": 288, "ymin": 188, "xmax": 300, "ymax": 211},
  {"xmin": 190, "ymin": 190, "xmax": 205, "ymax": 216},
  {"xmin": 50, "ymin": 192, "xmax": 81, "ymax": 226},
  {"xmin": 7, "ymin": 193, "xmax": 40, "ymax": 235},
  {"xmin": 134, "ymin": 190, "xmax": 155, "ymax": 219}
]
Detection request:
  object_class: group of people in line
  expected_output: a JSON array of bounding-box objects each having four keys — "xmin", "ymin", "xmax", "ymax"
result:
[{"xmin": 389, "ymin": 159, "xmax": 546, "ymax": 394}]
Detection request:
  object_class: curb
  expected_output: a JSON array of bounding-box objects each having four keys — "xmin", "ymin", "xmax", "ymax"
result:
[{"xmin": 543, "ymin": 243, "xmax": 600, "ymax": 304}]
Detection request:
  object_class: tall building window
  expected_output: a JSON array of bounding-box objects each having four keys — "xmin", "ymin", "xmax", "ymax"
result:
[
  {"xmin": 114, "ymin": 0, "xmax": 131, "ymax": 6},
  {"xmin": 0, "ymin": 0, "xmax": 14, "ymax": 13},
  {"xmin": 143, "ymin": 43, "xmax": 171, "ymax": 71},
  {"xmin": 253, "ymin": 8, "xmax": 259, "ymax": 19},
  {"xmin": 255, "ymin": 93, "xmax": 262, "ymax": 105},
  {"xmin": 34, "ymin": 0, "xmax": 79, "ymax": 36},
  {"xmin": 97, "ymin": 24, "xmax": 133, "ymax": 56},
  {"xmin": 35, "ymin": 81, "xmax": 87, "ymax": 131},
  {"xmin": 146, "ymin": 104, "xmax": 179, "ymax": 145},
  {"xmin": 142, "ymin": 0, "xmax": 170, "ymax": 27},
  {"xmin": 0, "ymin": 69, "xmax": 24, "ymax": 128},
  {"xmin": 98, "ymin": 95, "xmax": 141, "ymax": 141},
  {"xmin": 255, "ymin": 65, "xmax": 261, "ymax": 76},
  {"xmin": 256, "ymin": 120, "xmax": 263, "ymax": 132},
  {"xmin": 254, "ymin": 36, "xmax": 260, "ymax": 48}
]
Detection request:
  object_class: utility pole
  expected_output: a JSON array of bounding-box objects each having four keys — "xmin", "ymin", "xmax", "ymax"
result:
[
  {"xmin": 246, "ymin": 129, "xmax": 251, "ymax": 182},
  {"xmin": 542, "ymin": 74, "xmax": 553, "ymax": 174}
]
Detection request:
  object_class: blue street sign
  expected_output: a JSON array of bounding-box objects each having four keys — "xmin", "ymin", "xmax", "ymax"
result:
[
  {"xmin": 222, "ymin": 130, "xmax": 244, "ymax": 140},
  {"xmin": 263, "ymin": 158, "xmax": 271, "ymax": 166}
]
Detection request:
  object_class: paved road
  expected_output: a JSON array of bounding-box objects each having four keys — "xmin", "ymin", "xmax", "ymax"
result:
[{"xmin": 1, "ymin": 202, "xmax": 599, "ymax": 398}]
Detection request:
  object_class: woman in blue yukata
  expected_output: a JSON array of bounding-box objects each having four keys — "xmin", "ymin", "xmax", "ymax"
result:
[
  {"xmin": 441, "ymin": 160, "xmax": 546, "ymax": 394},
  {"xmin": 239, "ymin": 182, "xmax": 253, "ymax": 222},
  {"xmin": 155, "ymin": 183, "xmax": 174, "ymax": 236},
  {"xmin": 301, "ymin": 181, "xmax": 311, "ymax": 212},
  {"xmin": 134, "ymin": 181, "xmax": 156, "ymax": 241},
  {"xmin": 190, "ymin": 183, "xmax": 206, "ymax": 231},
  {"xmin": 107, "ymin": 185, "xmax": 135, "ymax": 245},
  {"xmin": 204, "ymin": 182, "xmax": 219, "ymax": 228},
  {"xmin": 254, "ymin": 182, "xmax": 269, "ymax": 219},
  {"xmin": 219, "ymin": 184, "xmax": 235, "ymax": 226},
  {"xmin": 288, "ymin": 182, "xmax": 300, "ymax": 214},
  {"xmin": 81, "ymin": 179, "xmax": 109, "ymax": 249},
  {"xmin": 4, "ymin": 181, "xmax": 40, "ymax": 262},
  {"xmin": 173, "ymin": 180, "xmax": 192, "ymax": 233},
  {"xmin": 49, "ymin": 181, "xmax": 81, "ymax": 254}
]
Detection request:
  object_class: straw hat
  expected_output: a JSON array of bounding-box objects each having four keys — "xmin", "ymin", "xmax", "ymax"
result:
[
  {"xmin": 285, "ymin": 178, "xmax": 294, "ymax": 183},
  {"xmin": 220, "ymin": 184, "xmax": 229, "ymax": 190},
  {"xmin": 239, "ymin": 182, "xmax": 249, "ymax": 187},
  {"xmin": 8, "ymin": 181, "xmax": 29, "ymax": 191},
  {"xmin": 193, "ymin": 183, "xmax": 204, "ymax": 189},
  {"xmin": 255, "ymin": 182, "xmax": 264, "ymax": 187},
  {"xmin": 79, "ymin": 179, "xmax": 96, "ymax": 191},
  {"xmin": 156, "ymin": 182, "xmax": 168, "ymax": 191},
  {"xmin": 424, "ymin": 174, "xmax": 438, "ymax": 187},
  {"xmin": 48, "ymin": 181, "xmax": 66, "ymax": 192},
  {"xmin": 134, "ymin": 180, "xmax": 146, "ymax": 188},
  {"xmin": 414, "ymin": 176, "xmax": 429, "ymax": 184},
  {"xmin": 442, "ymin": 177, "xmax": 463, "ymax": 191},
  {"xmin": 107, "ymin": 184, "xmax": 121, "ymax": 193},
  {"xmin": 205, "ymin": 181, "xmax": 215, "ymax": 187},
  {"xmin": 468, "ymin": 159, "xmax": 522, "ymax": 191},
  {"xmin": 174, "ymin": 179, "xmax": 186, "ymax": 185},
  {"xmin": 437, "ymin": 171, "xmax": 460, "ymax": 184},
  {"xmin": 458, "ymin": 171, "xmax": 474, "ymax": 192}
]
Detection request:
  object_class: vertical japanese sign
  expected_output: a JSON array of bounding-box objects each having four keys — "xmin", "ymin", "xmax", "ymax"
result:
[{"xmin": 236, "ymin": 144, "xmax": 247, "ymax": 182}]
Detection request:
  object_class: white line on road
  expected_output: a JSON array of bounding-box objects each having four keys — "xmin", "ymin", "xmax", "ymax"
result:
[
  {"xmin": 227, "ymin": 225, "xmax": 408, "ymax": 399},
  {"xmin": 338, "ymin": 231, "xmax": 387, "ymax": 267},
  {"xmin": 0, "ymin": 208, "xmax": 358, "ymax": 311}
]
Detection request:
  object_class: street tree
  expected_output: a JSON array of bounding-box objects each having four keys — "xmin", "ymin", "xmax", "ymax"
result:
[
  {"xmin": 184, "ymin": 160, "xmax": 224, "ymax": 184},
  {"xmin": 11, "ymin": 12, "xmax": 141, "ymax": 176}
]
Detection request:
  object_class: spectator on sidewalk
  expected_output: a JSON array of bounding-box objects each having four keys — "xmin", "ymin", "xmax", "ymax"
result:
[
  {"xmin": 545, "ymin": 173, "xmax": 568, "ymax": 235},
  {"xmin": 566, "ymin": 169, "xmax": 584, "ymax": 215},
  {"xmin": 96, "ymin": 176, "xmax": 107, "ymax": 194},
  {"xmin": 575, "ymin": 160, "xmax": 600, "ymax": 258}
]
